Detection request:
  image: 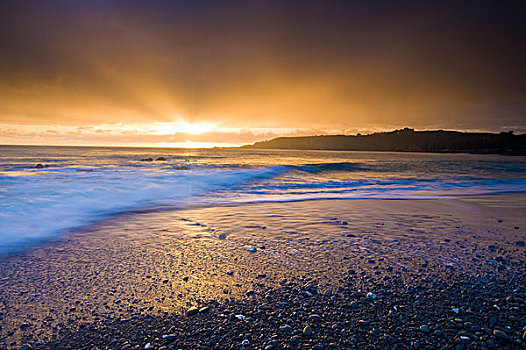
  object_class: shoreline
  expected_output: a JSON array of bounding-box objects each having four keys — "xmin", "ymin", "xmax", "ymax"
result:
[{"xmin": 0, "ymin": 195, "xmax": 525, "ymax": 349}]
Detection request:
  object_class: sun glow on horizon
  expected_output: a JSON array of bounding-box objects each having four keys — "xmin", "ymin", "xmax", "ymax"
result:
[{"xmin": 151, "ymin": 122, "xmax": 216, "ymax": 135}]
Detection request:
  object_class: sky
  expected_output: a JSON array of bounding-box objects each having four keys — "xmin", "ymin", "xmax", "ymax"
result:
[{"xmin": 1, "ymin": 0, "xmax": 525, "ymax": 147}]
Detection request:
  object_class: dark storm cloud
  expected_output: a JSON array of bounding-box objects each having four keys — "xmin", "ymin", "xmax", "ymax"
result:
[{"xmin": 0, "ymin": 0, "xmax": 525, "ymax": 132}]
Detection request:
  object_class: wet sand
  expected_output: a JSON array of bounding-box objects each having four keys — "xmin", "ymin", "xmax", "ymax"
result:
[{"xmin": 0, "ymin": 196, "xmax": 525, "ymax": 349}]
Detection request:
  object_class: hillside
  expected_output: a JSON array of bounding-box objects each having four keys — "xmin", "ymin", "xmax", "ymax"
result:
[{"xmin": 244, "ymin": 128, "xmax": 526, "ymax": 155}]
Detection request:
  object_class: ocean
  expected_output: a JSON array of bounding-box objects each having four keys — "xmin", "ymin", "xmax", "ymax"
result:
[{"xmin": 1, "ymin": 145, "xmax": 525, "ymax": 254}]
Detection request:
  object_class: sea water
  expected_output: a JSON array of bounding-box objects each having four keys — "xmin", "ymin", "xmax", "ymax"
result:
[{"xmin": 1, "ymin": 145, "xmax": 525, "ymax": 254}]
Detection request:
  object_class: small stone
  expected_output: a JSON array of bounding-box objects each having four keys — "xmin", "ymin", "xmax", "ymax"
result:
[
  {"xmin": 144, "ymin": 343, "xmax": 153, "ymax": 349},
  {"xmin": 419, "ymin": 325, "xmax": 430, "ymax": 333},
  {"xmin": 182, "ymin": 276, "xmax": 189, "ymax": 282},
  {"xmin": 35, "ymin": 164, "xmax": 44, "ymax": 169},
  {"xmin": 186, "ymin": 307, "xmax": 199, "ymax": 316},
  {"xmin": 350, "ymin": 301, "xmax": 358, "ymax": 308},
  {"xmin": 308, "ymin": 314, "xmax": 321, "ymax": 322},
  {"xmin": 241, "ymin": 339, "xmax": 250, "ymax": 346},
  {"xmin": 280, "ymin": 324, "xmax": 293, "ymax": 332},
  {"xmin": 289, "ymin": 336, "xmax": 300, "ymax": 343},
  {"xmin": 303, "ymin": 325, "xmax": 313, "ymax": 336},
  {"xmin": 235, "ymin": 314, "xmax": 246, "ymax": 320},
  {"xmin": 493, "ymin": 329, "xmax": 512, "ymax": 341},
  {"xmin": 248, "ymin": 246, "xmax": 257, "ymax": 252},
  {"xmin": 162, "ymin": 334, "xmax": 177, "ymax": 341},
  {"xmin": 367, "ymin": 292, "xmax": 376, "ymax": 299},
  {"xmin": 452, "ymin": 307, "xmax": 460, "ymax": 314},
  {"xmin": 156, "ymin": 157, "xmax": 166, "ymax": 161},
  {"xmin": 19, "ymin": 345, "xmax": 32, "ymax": 350},
  {"xmin": 515, "ymin": 240, "xmax": 525, "ymax": 246},
  {"xmin": 246, "ymin": 290, "xmax": 255, "ymax": 297},
  {"xmin": 199, "ymin": 306, "xmax": 210, "ymax": 313}
]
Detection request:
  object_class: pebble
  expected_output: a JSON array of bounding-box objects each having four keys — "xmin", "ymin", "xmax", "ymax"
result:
[
  {"xmin": 162, "ymin": 334, "xmax": 177, "ymax": 341},
  {"xmin": 280, "ymin": 324, "xmax": 293, "ymax": 333},
  {"xmin": 419, "ymin": 325, "xmax": 430, "ymax": 333},
  {"xmin": 308, "ymin": 314, "xmax": 321, "ymax": 322},
  {"xmin": 241, "ymin": 339, "xmax": 250, "ymax": 346},
  {"xmin": 19, "ymin": 345, "xmax": 32, "ymax": 350},
  {"xmin": 493, "ymin": 329, "xmax": 512, "ymax": 341},
  {"xmin": 367, "ymin": 292, "xmax": 376, "ymax": 299},
  {"xmin": 144, "ymin": 343, "xmax": 153, "ymax": 349},
  {"xmin": 186, "ymin": 307, "xmax": 199, "ymax": 316},
  {"xmin": 303, "ymin": 325, "xmax": 312, "ymax": 335},
  {"xmin": 199, "ymin": 306, "xmax": 210, "ymax": 313},
  {"xmin": 248, "ymin": 246, "xmax": 257, "ymax": 253},
  {"xmin": 452, "ymin": 307, "xmax": 460, "ymax": 314}
]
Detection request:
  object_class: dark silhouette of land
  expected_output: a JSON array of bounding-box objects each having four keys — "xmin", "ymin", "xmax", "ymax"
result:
[{"xmin": 244, "ymin": 128, "xmax": 526, "ymax": 155}]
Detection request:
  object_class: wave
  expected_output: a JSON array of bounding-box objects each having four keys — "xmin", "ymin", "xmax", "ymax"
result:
[{"xmin": 0, "ymin": 165, "xmax": 289, "ymax": 254}]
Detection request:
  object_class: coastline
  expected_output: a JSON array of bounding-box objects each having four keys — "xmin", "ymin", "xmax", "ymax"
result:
[{"xmin": 0, "ymin": 195, "xmax": 525, "ymax": 349}]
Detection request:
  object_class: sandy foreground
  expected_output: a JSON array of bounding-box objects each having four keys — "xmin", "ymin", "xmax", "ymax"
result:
[{"xmin": 0, "ymin": 196, "xmax": 525, "ymax": 349}]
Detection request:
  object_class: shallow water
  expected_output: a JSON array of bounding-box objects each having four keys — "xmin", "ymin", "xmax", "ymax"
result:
[{"xmin": 1, "ymin": 145, "xmax": 525, "ymax": 253}]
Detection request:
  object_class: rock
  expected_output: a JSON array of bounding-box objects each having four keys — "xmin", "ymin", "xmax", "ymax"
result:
[
  {"xmin": 186, "ymin": 307, "xmax": 199, "ymax": 316},
  {"xmin": 35, "ymin": 164, "xmax": 44, "ymax": 168},
  {"xmin": 248, "ymin": 246, "xmax": 257, "ymax": 252},
  {"xmin": 350, "ymin": 301, "xmax": 358, "ymax": 308},
  {"xmin": 246, "ymin": 290, "xmax": 255, "ymax": 297},
  {"xmin": 182, "ymin": 276, "xmax": 189, "ymax": 282},
  {"xmin": 493, "ymin": 329, "xmax": 512, "ymax": 341},
  {"xmin": 289, "ymin": 336, "xmax": 300, "ymax": 343},
  {"xmin": 366, "ymin": 292, "xmax": 376, "ymax": 299},
  {"xmin": 174, "ymin": 166, "xmax": 190, "ymax": 170},
  {"xmin": 303, "ymin": 325, "xmax": 313, "ymax": 336},
  {"xmin": 141, "ymin": 158, "xmax": 153, "ymax": 162},
  {"xmin": 155, "ymin": 157, "xmax": 166, "ymax": 161},
  {"xmin": 419, "ymin": 325, "xmax": 430, "ymax": 333},
  {"xmin": 144, "ymin": 343, "xmax": 153, "ymax": 349},
  {"xmin": 241, "ymin": 339, "xmax": 250, "ymax": 346},
  {"xmin": 199, "ymin": 306, "xmax": 210, "ymax": 313},
  {"xmin": 235, "ymin": 314, "xmax": 246, "ymax": 320},
  {"xmin": 515, "ymin": 240, "xmax": 525, "ymax": 246},
  {"xmin": 452, "ymin": 307, "xmax": 460, "ymax": 314},
  {"xmin": 162, "ymin": 334, "xmax": 177, "ymax": 341},
  {"xmin": 19, "ymin": 345, "xmax": 32, "ymax": 350},
  {"xmin": 280, "ymin": 324, "xmax": 293, "ymax": 333},
  {"xmin": 308, "ymin": 314, "xmax": 321, "ymax": 322}
]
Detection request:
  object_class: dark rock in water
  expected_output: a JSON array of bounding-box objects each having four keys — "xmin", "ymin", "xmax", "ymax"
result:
[
  {"xmin": 515, "ymin": 240, "xmax": 525, "ymax": 246},
  {"xmin": 155, "ymin": 157, "xmax": 167, "ymax": 161},
  {"xmin": 419, "ymin": 325, "xmax": 430, "ymax": 333},
  {"xmin": 141, "ymin": 158, "xmax": 153, "ymax": 162},
  {"xmin": 303, "ymin": 325, "xmax": 313, "ymax": 335},
  {"xmin": 186, "ymin": 307, "xmax": 199, "ymax": 316},
  {"xmin": 174, "ymin": 166, "xmax": 190, "ymax": 170},
  {"xmin": 246, "ymin": 290, "xmax": 255, "ymax": 297},
  {"xmin": 19, "ymin": 345, "xmax": 32, "ymax": 350},
  {"xmin": 35, "ymin": 164, "xmax": 44, "ymax": 168}
]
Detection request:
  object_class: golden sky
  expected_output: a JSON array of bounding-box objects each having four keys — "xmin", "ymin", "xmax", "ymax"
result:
[{"xmin": 1, "ymin": 1, "xmax": 525, "ymax": 146}]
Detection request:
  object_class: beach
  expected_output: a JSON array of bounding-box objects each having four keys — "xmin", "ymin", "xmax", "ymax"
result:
[{"xmin": 1, "ymin": 195, "xmax": 524, "ymax": 349}]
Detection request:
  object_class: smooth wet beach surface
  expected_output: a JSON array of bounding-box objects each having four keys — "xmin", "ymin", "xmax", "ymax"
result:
[{"xmin": 0, "ymin": 196, "xmax": 525, "ymax": 349}]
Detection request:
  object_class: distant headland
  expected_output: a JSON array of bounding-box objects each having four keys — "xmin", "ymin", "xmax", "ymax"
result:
[{"xmin": 243, "ymin": 128, "xmax": 526, "ymax": 155}]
